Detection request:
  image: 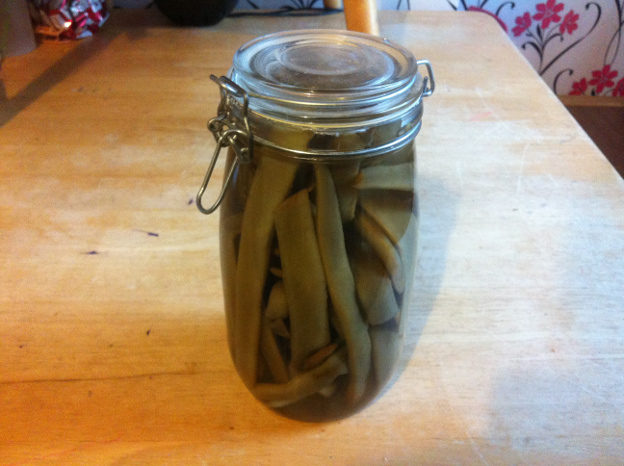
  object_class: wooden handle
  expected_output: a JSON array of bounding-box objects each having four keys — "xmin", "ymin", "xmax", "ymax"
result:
[
  {"xmin": 343, "ymin": 0, "xmax": 379, "ymax": 36},
  {"xmin": 323, "ymin": 0, "xmax": 342, "ymax": 8}
]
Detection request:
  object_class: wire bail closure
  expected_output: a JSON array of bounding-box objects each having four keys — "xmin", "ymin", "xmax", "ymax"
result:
[
  {"xmin": 197, "ymin": 59, "xmax": 434, "ymax": 215},
  {"xmin": 416, "ymin": 59, "xmax": 435, "ymax": 97},
  {"xmin": 196, "ymin": 75, "xmax": 254, "ymax": 215}
]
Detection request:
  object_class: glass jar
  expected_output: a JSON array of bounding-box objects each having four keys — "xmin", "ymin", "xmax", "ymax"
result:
[{"xmin": 197, "ymin": 30, "xmax": 434, "ymax": 421}]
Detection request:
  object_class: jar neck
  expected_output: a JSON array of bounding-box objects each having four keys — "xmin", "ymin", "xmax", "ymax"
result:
[{"xmin": 244, "ymin": 99, "xmax": 424, "ymax": 161}]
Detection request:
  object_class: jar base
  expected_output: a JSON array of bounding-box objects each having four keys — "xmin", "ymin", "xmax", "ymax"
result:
[{"xmin": 264, "ymin": 375, "xmax": 388, "ymax": 422}]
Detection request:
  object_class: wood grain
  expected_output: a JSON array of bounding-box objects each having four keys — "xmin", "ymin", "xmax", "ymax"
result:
[{"xmin": 1, "ymin": 9, "xmax": 623, "ymax": 464}]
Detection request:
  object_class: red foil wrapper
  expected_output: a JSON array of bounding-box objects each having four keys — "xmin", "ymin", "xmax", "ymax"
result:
[{"xmin": 29, "ymin": 0, "xmax": 109, "ymax": 40}]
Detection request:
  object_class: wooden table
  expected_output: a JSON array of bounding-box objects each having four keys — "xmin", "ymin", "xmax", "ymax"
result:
[{"xmin": 1, "ymin": 9, "xmax": 623, "ymax": 464}]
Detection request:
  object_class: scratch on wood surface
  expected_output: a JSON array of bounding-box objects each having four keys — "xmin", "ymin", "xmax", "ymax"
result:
[
  {"xmin": 467, "ymin": 435, "xmax": 491, "ymax": 466},
  {"xmin": 509, "ymin": 354, "xmax": 624, "ymax": 362},
  {"xmin": 515, "ymin": 144, "xmax": 529, "ymax": 195},
  {"xmin": 547, "ymin": 173, "xmax": 560, "ymax": 188},
  {"xmin": 569, "ymin": 377, "xmax": 609, "ymax": 403},
  {"xmin": 133, "ymin": 229, "xmax": 159, "ymax": 237},
  {"xmin": 451, "ymin": 405, "xmax": 491, "ymax": 466},
  {"xmin": 456, "ymin": 161, "xmax": 464, "ymax": 190},
  {"xmin": 475, "ymin": 87, "xmax": 501, "ymax": 122},
  {"xmin": 15, "ymin": 436, "xmax": 124, "ymax": 464},
  {"xmin": 432, "ymin": 367, "xmax": 492, "ymax": 465},
  {"xmin": 470, "ymin": 111, "xmax": 494, "ymax": 121},
  {"xmin": 0, "ymin": 370, "xmax": 203, "ymax": 386}
]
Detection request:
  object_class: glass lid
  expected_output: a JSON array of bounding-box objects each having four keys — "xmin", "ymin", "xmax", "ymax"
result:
[{"xmin": 229, "ymin": 29, "xmax": 425, "ymax": 124}]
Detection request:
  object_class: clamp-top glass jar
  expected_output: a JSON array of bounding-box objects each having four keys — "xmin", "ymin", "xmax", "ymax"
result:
[{"xmin": 197, "ymin": 30, "xmax": 434, "ymax": 421}]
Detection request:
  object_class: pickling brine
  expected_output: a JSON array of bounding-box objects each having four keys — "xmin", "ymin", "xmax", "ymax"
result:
[{"xmin": 197, "ymin": 29, "xmax": 434, "ymax": 420}]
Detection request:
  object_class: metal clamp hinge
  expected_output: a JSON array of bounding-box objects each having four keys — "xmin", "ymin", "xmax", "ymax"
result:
[
  {"xmin": 196, "ymin": 75, "xmax": 254, "ymax": 215},
  {"xmin": 417, "ymin": 59, "xmax": 436, "ymax": 97}
]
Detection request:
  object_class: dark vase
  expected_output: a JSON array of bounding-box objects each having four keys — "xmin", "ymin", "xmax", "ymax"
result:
[{"xmin": 155, "ymin": 0, "xmax": 239, "ymax": 26}]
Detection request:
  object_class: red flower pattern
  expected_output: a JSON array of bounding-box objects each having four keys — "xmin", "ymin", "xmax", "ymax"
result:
[
  {"xmin": 589, "ymin": 65, "xmax": 618, "ymax": 93},
  {"xmin": 513, "ymin": 12, "xmax": 532, "ymax": 37},
  {"xmin": 401, "ymin": 1, "xmax": 624, "ymax": 99},
  {"xmin": 533, "ymin": 0, "xmax": 565, "ymax": 29},
  {"xmin": 613, "ymin": 78, "xmax": 624, "ymax": 97},
  {"xmin": 569, "ymin": 78, "xmax": 588, "ymax": 95},
  {"xmin": 559, "ymin": 10, "xmax": 579, "ymax": 34}
]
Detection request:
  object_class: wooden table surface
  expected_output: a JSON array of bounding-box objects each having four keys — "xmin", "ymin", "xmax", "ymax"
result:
[{"xmin": 1, "ymin": 9, "xmax": 623, "ymax": 464}]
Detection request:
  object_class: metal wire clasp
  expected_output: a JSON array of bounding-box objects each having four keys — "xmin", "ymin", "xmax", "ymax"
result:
[
  {"xmin": 416, "ymin": 59, "xmax": 436, "ymax": 97},
  {"xmin": 196, "ymin": 75, "xmax": 254, "ymax": 215}
]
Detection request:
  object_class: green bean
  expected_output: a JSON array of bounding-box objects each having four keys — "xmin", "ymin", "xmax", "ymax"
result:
[
  {"xmin": 396, "ymin": 209, "xmax": 419, "ymax": 308},
  {"xmin": 359, "ymin": 190, "xmax": 414, "ymax": 246},
  {"xmin": 219, "ymin": 213, "xmax": 242, "ymax": 358},
  {"xmin": 318, "ymin": 383, "xmax": 338, "ymax": 398},
  {"xmin": 260, "ymin": 318, "xmax": 289, "ymax": 384},
  {"xmin": 370, "ymin": 325, "xmax": 401, "ymax": 388},
  {"xmin": 265, "ymin": 281, "xmax": 288, "ymax": 320},
  {"xmin": 314, "ymin": 164, "xmax": 371, "ymax": 405},
  {"xmin": 265, "ymin": 280, "xmax": 290, "ymax": 339},
  {"xmin": 253, "ymin": 348, "xmax": 348, "ymax": 408},
  {"xmin": 336, "ymin": 186, "xmax": 358, "ymax": 223},
  {"xmin": 275, "ymin": 189, "xmax": 330, "ymax": 372},
  {"xmin": 269, "ymin": 318, "xmax": 290, "ymax": 339},
  {"xmin": 330, "ymin": 308, "xmax": 344, "ymax": 339},
  {"xmin": 354, "ymin": 211, "xmax": 404, "ymax": 294},
  {"xmin": 354, "ymin": 163, "xmax": 414, "ymax": 191},
  {"xmin": 378, "ymin": 214, "xmax": 417, "ymax": 389},
  {"xmin": 330, "ymin": 161, "xmax": 360, "ymax": 184},
  {"xmin": 219, "ymin": 150, "xmax": 245, "ymax": 358},
  {"xmin": 233, "ymin": 152, "xmax": 298, "ymax": 387},
  {"xmin": 269, "ymin": 267, "xmax": 283, "ymax": 278},
  {"xmin": 331, "ymin": 162, "xmax": 360, "ymax": 223},
  {"xmin": 301, "ymin": 342, "xmax": 339, "ymax": 371},
  {"xmin": 230, "ymin": 149, "xmax": 257, "ymax": 208},
  {"xmin": 350, "ymin": 244, "xmax": 400, "ymax": 325}
]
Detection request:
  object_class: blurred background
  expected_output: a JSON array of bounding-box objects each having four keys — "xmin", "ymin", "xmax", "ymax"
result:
[
  {"xmin": 113, "ymin": 0, "xmax": 624, "ymax": 175},
  {"xmin": 3, "ymin": 0, "xmax": 622, "ymax": 175}
]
